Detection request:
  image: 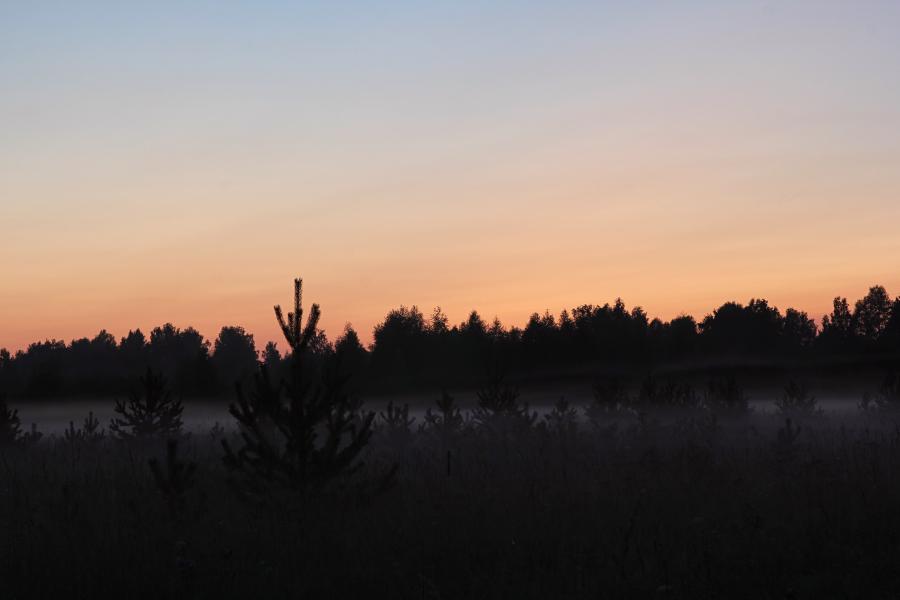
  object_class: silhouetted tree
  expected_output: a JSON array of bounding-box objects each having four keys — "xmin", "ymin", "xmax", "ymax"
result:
[
  {"xmin": 261, "ymin": 342, "xmax": 281, "ymax": 367},
  {"xmin": 460, "ymin": 310, "xmax": 491, "ymax": 370},
  {"xmin": 0, "ymin": 349, "xmax": 16, "ymax": 392},
  {"xmin": 820, "ymin": 297, "xmax": 855, "ymax": 351},
  {"xmin": 853, "ymin": 285, "xmax": 893, "ymax": 342},
  {"xmin": 782, "ymin": 308, "xmax": 817, "ymax": 351},
  {"xmin": 333, "ymin": 324, "xmax": 368, "ymax": 390},
  {"xmin": 148, "ymin": 324, "xmax": 215, "ymax": 394},
  {"xmin": 21, "ymin": 340, "xmax": 66, "ymax": 396},
  {"xmin": 655, "ymin": 315, "xmax": 699, "ymax": 360},
  {"xmin": 882, "ymin": 297, "xmax": 900, "ymax": 352},
  {"xmin": 370, "ymin": 305, "xmax": 428, "ymax": 383},
  {"xmin": 212, "ymin": 326, "xmax": 258, "ymax": 391},
  {"xmin": 429, "ymin": 306, "xmax": 450, "ymax": 335}
]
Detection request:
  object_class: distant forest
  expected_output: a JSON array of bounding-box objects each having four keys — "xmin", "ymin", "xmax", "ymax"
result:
[{"xmin": 2, "ymin": 285, "xmax": 900, "ymax": 399}]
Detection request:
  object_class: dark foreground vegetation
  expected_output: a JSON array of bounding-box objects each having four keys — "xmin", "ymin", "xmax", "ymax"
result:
[
  {"xmin": 6, "ymin": 384, "xmax": 900, "ymax": 597},
  {"xmin": 3, "ymin": 284, "xmax": 900, "ymax": 398},
  {"xmin": 5, "ymin": 279, "xmax": 900, "ymax": 598}
]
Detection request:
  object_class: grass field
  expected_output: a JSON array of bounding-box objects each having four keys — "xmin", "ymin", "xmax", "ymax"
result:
[{"xmin": 5, "ymin": 393, "xmax": 900, "ymax": 599}]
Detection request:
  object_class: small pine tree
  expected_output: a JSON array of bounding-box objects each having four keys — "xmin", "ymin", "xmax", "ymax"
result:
[
  {"xmin": 472, "ymin": 366, "xmax": 536, "ymax": 436},
  {"xmin": 422, "ymin": 391, "xmax": 467, "ymax": 446},
  {"xmin": 378, "ymin": 401, "xmax": 415, "ymax": 450},
  {"xmin": 774, "ymin": 380, "xmax": 821, "ymax": 417},
  {"xmin": 64, "ymin": 412, "xmax": 105, "ymax": 444},
  {"xmin": 543, "ymin": 396, "xmax": 579, "ymax": 439},
  {"xmin": 110, "ymin": 368, "xmax": 184, "ymax": 440},
  {"xmin": 222, "ymin": 278, "xmax": 377, "ymax": 493}
]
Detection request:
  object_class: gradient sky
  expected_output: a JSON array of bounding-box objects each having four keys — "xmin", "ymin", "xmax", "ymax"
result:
[{"xmin": 2, "ymin": 1, "xmax": 900, "ymax": 352}]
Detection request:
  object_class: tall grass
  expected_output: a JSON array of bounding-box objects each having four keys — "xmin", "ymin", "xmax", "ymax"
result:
[{"xmin": 5, "ymin": 398, "xmax": 900, "ymax": 597}]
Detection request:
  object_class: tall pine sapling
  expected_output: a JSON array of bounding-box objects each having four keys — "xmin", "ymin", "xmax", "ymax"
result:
[
  {"xmin": 110, "ymin": 368, "xmax": 184, "ymax": 440},
  {"xmin": 222, "ymin": 278, "xmax": 377, "ymax": 493}
]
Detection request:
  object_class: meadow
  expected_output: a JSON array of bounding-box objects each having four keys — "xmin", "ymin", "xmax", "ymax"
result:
[{"xmin": 4, "ymin": 372, "xmax": 900, "ymax": 599}]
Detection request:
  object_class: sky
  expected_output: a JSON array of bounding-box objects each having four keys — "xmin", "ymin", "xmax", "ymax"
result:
[{"xmin": 2, "ymin": 1, "xmax": 900, "ymax": 352}]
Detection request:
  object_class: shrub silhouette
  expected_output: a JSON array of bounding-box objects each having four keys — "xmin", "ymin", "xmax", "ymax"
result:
[
  {"xmin": 774, "ymin": 380, "xmax": 821, "ymax": 417},
  {"xmin": 222, "ymin": 278, "xmax": 376, "ymax": 493},
  {"xmin": 110, "ymin": 368, "xmax": 184, "ymax": 440},
  {"xmin": 0, "ymin": 393, "xmax": 22, "ymax": 446}
]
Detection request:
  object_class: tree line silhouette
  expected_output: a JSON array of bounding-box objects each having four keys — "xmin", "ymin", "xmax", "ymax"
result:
[{"xmin": 2, "ymin": 284, "xmax": 899, "ymax": 398}]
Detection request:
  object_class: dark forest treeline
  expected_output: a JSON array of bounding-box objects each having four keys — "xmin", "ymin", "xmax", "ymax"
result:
[{"xmin": 2, "ymin": 285, "xmax": 900, "ymax": 398}]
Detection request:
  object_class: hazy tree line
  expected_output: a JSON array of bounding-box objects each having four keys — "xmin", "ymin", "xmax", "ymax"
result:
[{"xmin": 2, "ymin": 285, "xmax": 899, "ymax": 398}]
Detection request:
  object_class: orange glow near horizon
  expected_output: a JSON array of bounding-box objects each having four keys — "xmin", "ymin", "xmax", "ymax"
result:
[{"xmin": 3, "ymin": 3, "xmax": 900, "ymax": 353}]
